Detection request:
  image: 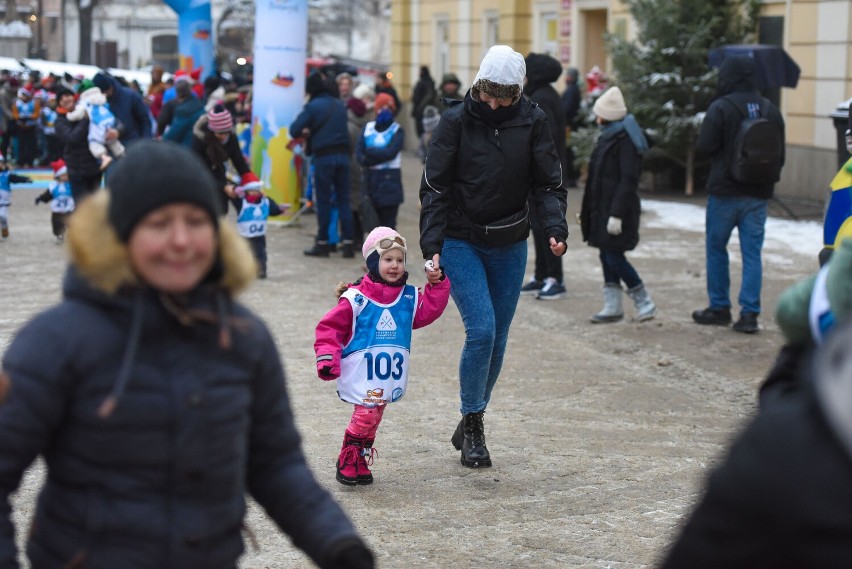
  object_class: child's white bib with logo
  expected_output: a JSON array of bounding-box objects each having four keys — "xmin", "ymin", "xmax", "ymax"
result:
[{"xmin": 337, "ymin": 284, "xmax": 417, "ymax": 406}]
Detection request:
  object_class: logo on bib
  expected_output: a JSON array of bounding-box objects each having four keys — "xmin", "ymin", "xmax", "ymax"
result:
[{"xmin": 377, "ymin": 309, "xmax": 396, "ymax": 331}]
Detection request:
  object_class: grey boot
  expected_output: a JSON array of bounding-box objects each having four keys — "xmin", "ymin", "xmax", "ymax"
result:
[
  {"xmin": 627, "ymin": 283, "xmax": 657, "ymax": 322},
  {"xmin": 591, "ymin": 283, "xmax": 624, "ymax": 323}
]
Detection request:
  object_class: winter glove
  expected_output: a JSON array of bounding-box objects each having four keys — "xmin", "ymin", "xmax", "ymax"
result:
[
  {"xmin": 607, "ymin": 216, "xmax": 622, "ymax": 236},
  {"xmin": 321, "ymin": 539, "xmax": 375, "ymax": 569},
  {"xmin": 317, "ymin": 362, "xmax": 339, "ymax": 381}
]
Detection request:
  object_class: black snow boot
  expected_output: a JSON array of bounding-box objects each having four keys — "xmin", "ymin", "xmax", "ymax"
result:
[{"xmin": 452, "ymin": 411, "xmax": 491, "ymax": 468}]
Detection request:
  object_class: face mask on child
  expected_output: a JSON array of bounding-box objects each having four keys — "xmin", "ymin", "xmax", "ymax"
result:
[
  {"xmin": 375, "ymin": 108, "xmax": 393, "ymax": 129},
  {"xmin": 245, "ymin": 192, "xmax": 262, "ymax": 204}
]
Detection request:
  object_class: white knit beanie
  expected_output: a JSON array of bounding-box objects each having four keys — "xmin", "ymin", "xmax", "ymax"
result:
[{"xmin": 593, "ymin": 86, "xmax": 627, "ymax": 122}]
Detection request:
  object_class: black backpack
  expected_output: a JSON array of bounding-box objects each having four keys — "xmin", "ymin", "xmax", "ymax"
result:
[{"xmin": 723, "ymin": 97, "xmax": 784, "ymax": 184}]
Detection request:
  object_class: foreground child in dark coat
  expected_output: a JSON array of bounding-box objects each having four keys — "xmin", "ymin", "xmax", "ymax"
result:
[{"xmin": 0, "ymin": 141, "xmax": 374, "ymax": 569}]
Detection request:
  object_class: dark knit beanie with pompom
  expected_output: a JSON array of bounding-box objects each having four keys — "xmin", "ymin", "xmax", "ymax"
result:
[{"xmin": 107, "ymin": 140, "xmax": 222, "ymax": 242}]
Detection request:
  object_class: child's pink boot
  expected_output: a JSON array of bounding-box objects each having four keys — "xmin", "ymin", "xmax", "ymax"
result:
[
  {"xmin": 357, "ymin": 438, "xmax": 377, "ymax": 485},
  {"xmin": 336, "ymin": 432, "xmax": 365, "ymax": 486}
]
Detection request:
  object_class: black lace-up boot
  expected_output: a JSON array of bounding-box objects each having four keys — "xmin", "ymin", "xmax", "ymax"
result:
[{"xmin": 454, "ymin": 411, "xmax": 491, "ymax": 468}]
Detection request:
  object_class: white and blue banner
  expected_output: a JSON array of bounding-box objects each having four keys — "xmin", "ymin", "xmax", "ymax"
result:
[{"xmin": 249, "ymin": 0, "xmax": 308, "ymax": 216}]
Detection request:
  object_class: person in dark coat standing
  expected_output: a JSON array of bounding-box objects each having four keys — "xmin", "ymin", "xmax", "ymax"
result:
[
  {"xmin": 659, "ymin": 317, "xmax": 852, "ymax": 568},
  {"xmin": 161, "ymin": 81, "xmax": 206, "ymax": 147},
  {"xmin": 580, "ymin": 86, "xmax": 656, "ymax": 323},
  {"xmin": 561, "ymin": 67, "xmax": 581, "ymax": 187},
  {"xmin": 54, "ymin": 87, "xmax": 106, "ymax": 202},
  {"xmin": 92, "ymin": 72, "xmax": 152, "ymax": 145},
  {"xmin": 411, "ymin": 66, "xmax": 435, "ymax": 159},
  {"xmin": 192, "ymin": 104, "xmax": 251, "ymax": 213},
  {"xmin": 0, "ymin": 141, "xmax": 375, "ymax": 569},
  {"xmin": 691, "ymin": 55, "xmax": 785, "ymax": 334},
  {"xmin": 521, "ymin": 52, "xmax": 568, "ymax": 300},
  {"xmin": 420, "ymin": 45, "xmax": 568, "ymax": 470},
  {"xmin": 290, "ymin": 71, "xmax": 355, "ymax": 258}
]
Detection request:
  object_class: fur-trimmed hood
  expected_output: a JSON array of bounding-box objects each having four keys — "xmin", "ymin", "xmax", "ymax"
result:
[{"xmin": 66, "ymin": 189, "xmax": 256, "ymax": 296}]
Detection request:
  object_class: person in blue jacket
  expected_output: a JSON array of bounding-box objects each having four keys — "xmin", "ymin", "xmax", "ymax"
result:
[
  {"xmin": 290, "ymin": 71, "xmax": 355, "ymax": 258},
  {"xmin": 92, "ymin": 72, "xmax": 152, "ymax": 145},
  {"xmin": 0, "ymin": 141, "xmax": 374, "ymax": 569}
]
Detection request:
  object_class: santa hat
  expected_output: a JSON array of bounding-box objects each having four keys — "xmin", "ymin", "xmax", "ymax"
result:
[
  {"xmin": 235, "ymin": 172, "xmax": 262, "ymax": 197},
  {"xmin": 18, "ymin": 87, "xmax": 32, "ymax": 99},
  {"xmin": 593, "ymin": 86, "xmax": 627, "ymax": 122},
  {"xmin": 51, "ymin": 159, "xmax": 67, "ymax": 178},
  {"xmin": 190, "ymin": 67, "xmax": 202, "ymax": 83},
  {"xmin": 173, "ymin": 69, "xmax": 190, "ymax": 84}
]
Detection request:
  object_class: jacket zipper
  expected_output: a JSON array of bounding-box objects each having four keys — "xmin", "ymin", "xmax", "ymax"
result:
[
  {"xmin": 494, "ymin": 129, "xmax": 500, "ymax": 148},
  {"xmin": 485, "ymin": 209, "xmax": 528, "ymax": 234}
]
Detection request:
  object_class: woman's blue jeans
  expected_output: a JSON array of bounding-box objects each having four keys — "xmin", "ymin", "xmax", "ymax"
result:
[
  {"xmin": 705, "ymin": 195, "xmax": 767, "ymax": 315},
  {"xmin": 441, "ymin": 238, "xmax": 527, "ymax": 415}
]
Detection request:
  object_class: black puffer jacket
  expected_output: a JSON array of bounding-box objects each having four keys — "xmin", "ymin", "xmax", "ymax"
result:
[
  {"xmin": 54, "ymin": 112, "xmax": 101, "ymax": 178},
  {"xmin": 419, "ymin": 93, "xmax": 567, "ymax": 258},
  {"xmin": 697, "ymin": 55, "xmax": 785, "ymax": 199},
  {"xmin": 580, "ymin": 128, "xmax": 642, "ymax": 251},
  {"xmin": 0, "ymin": 192, "xmax": 368, "ymax": 569},
  {"xmin": 191, "ymin": 115, "xmax": 251, "ymax": 211},
  {"xmin": 524, "ymin": 53, "xmax": 567, "ymax": 176}
]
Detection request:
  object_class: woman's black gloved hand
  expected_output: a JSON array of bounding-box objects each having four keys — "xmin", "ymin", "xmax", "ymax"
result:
[{"xmin": 322, "ymin": 539, "xmax": 375, "ymax": 569}]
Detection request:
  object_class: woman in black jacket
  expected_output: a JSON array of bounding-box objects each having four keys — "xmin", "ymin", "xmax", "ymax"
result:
[
  {"xmin": 192, "ymin": 104, "xmax": 251, "ymax": 213},
  {"xmin": 54, "ymin": 87, "xmax": 104, "ymax": 202},
  {"xmin": 420, "ymin": 45, "xmax": 568, "ymax": 469},
  {"xmin": 0, "ymin": 141, "xmax": 374, "ymax": 569},
  {"xmin": 580, "ymin": 86, "xmax": 656, "ymax": 323}
]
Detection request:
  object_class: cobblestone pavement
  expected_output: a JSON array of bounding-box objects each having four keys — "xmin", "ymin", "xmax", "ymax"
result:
[{"xmin": 0, "ymin": 153, "xmax": 822, "ymax": 568}]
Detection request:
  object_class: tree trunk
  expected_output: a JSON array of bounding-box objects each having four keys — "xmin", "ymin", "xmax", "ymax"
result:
[
  {"xmin": 684, "ymin": 141, "xmax": 695, "ymax": 196},
  {"xmin": 78, "ymin": 5, "xmax": 93, "ymax": 64},
  {"xmin": 5, "ymin": 0, "xmax": 16, "ymax": 23}
]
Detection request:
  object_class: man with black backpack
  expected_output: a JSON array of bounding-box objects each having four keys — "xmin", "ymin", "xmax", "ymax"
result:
[{"xmin": 692, "ymin": 55, "xmax": 785, "ymax": 334}]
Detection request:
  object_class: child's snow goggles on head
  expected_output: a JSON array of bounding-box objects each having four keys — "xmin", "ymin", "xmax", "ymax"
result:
[{"xmin": 376, "ymin": 236, "xmax": 407, "ymax": 255}]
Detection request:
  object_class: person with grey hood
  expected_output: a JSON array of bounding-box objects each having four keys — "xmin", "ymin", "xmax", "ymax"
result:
[
  {"xmin": 0, "ymin": 140, "xmax": 375, "ymax": 569},
  {"xmin": 420, "ymin": 45, "xmax": 568, "ymax": 470},
  {"xmin": 691, "ymin": 55, "xmax": 785, "ymax": 334},
  {"xmin": 521, "ymin": 52, "xmax": 569, "ymax": 300}
]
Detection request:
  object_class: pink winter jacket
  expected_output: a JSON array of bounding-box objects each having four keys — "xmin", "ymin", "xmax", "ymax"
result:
[{"xmin": 314, "ymin": 274, "xmax": 451, "ymax": 379}]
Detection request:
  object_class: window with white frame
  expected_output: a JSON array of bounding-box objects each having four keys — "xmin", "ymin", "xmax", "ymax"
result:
[
  {"xmin": 434, "ymin": 15, "xmax": 450, "ymax": 79},
  {"xmin": 484, "ymin": 10, "xmax": 499, "ymax": 52}
]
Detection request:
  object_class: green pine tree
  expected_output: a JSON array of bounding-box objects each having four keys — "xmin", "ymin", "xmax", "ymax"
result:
[{"xmin": 608, "ymin": 0, "xmax": 759, "ymax": 195}]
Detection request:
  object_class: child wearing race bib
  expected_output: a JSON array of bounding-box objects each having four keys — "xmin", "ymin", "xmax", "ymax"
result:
[
  {"xmin": 34, "ymin": 159, "xmax": 75, "ymax": 242},
  {"xmin": 66, "ymin": 85, "xmax": 125, "ymax": 171},
  {"xmin": 0, "ymin": 153, "xmax": 33, "ymax": 239},
  {"xmin": 230, "ymin": 172, "xmax": 286, "ymax": 279},
  {"xmin": 315, "ymin": 226, "xmax": 450, "ymax": 485}
]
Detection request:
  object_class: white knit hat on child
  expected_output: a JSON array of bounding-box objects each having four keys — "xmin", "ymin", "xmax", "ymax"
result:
[
  {"xmin": 593, "ymin": 86, "xmax": 627, "ymax": 122},
  {"xmin": 362, "ymin": 226, "xmax": 407, "ymax": 260}
]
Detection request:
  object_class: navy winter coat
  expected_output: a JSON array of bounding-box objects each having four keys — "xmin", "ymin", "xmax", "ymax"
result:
[
  {"xmin": 289, "ymin": 92, "xmax": 349, "ymax": 157},
  {"xmin": 95, "ymin": 74, "xmax": 152, "ymax": 144},
  {"xmin": 0, "ymin": 193, "xmax": 366, "ymax": 569},
  {"xmin": 355, "ymin": 121, "xmax": 405, "ymax": 208}
]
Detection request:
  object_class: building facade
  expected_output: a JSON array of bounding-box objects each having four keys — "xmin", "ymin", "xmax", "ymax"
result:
[{"xmin": 392, "ymin": 0, "xmax": 852, "ymax": 201}]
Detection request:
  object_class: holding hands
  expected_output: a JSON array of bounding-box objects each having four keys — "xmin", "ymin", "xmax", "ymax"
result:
[{"xmin": 425, "ymin": 253, "xmax": 444, "ymax": 284}]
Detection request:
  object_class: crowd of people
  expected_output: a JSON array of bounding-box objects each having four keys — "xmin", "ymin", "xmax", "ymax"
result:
[{"xmin": 4, "ymin": 44, "xmax": 843, "ymax": 568}]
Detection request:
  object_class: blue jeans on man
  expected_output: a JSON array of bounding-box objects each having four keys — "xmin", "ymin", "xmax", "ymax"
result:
[
  {"xmin": 441, "ymin": 238, "xmax": 527, "ymax": 415},
  {"xmin": 311, "ymin": 153, "xmax": 353, "ymax": 244},
  {"xmin": 697, "ymin": 195, "xmax": 767, "ymax": 328}
]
